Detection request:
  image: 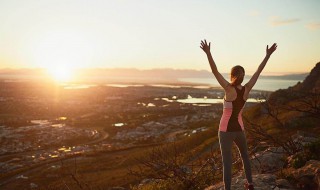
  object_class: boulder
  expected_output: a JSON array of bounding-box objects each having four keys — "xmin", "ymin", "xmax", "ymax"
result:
[
  {"xmin": 276, "ymin": 178, "xmax": 293, "ymax": 189},
  {"xmin": 30, "ymin": 183, "xmax": 38, "ymax": 189},
  {"xmin": 292, "ymin": 160, "xmax": 320, "ymax": 178},
  {"xmin": 300, "ymin": 136, "xmax": 318, "ymax": 146},
  {"xmin": 138, "ymin": 178, "xmax": 161, "ymax": 186},
  {"xmin": 205, "ymin": 174, "xmax": 295, "ymax": 190},
  {"xmin": 291, "ymin": 160, "xmax": 320, "ymax": 189},
  {"xmin": 108, "ymin": 187, "xmax": 127, "ymax": 190},
  {"xmin": 251, "ymin": 147, "xmax": 286, "ymax": 173},
  {"xmin": 292, "ymin": 133, "xmax": 318, "ymax": 147}
]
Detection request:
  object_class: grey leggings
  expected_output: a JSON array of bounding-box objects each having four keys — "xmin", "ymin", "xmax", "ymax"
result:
[{"xmin": 218, "ymin": 131, "xmax": 252, "ymax": 190}]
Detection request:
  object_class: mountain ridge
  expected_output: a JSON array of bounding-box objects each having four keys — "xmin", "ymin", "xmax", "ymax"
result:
[{"xmin": 0, "ymin": 68, "xmax": 308, "ymax": 81}]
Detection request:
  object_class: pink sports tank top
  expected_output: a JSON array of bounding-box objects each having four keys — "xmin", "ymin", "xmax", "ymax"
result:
[{"xmin": 219, "ymin": 86, "xmax": 246, "ymax": 132}]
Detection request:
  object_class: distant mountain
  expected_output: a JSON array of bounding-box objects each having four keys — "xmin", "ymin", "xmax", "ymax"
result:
[
  {"xmin": 0, "ymin": 68, "xmax": 307, "ymax": 81},
  {"xmin": 76, "ymin": 68, "xmax": 213, "ymax": 79},
  {"xmin": 258, "ymin": 73, "xmax": 308, "ymax": 80},
  {"xmin": 0, "ymin": 68, "xmax": 46, "ymax": 75}
]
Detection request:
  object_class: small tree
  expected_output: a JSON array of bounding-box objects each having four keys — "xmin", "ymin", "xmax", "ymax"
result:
[
  {"xmin": 128, "ymin": 142, "xmax": 226, "ymax": 190},
  {"xmin": 244, "ymin": 90, "xmax": 320, "ymax": 156}
]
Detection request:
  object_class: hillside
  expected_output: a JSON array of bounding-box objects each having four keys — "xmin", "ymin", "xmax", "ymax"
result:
[
  {"xmin": 267, "ymin": 62, "xmax": 320, "ymax": 105},
  {"xmin": 294, "ymin": 62, "xmax": 320, "ymax": 92},
  {"xmin": 235, "ymin": 62, "xmax": 320, "ymax": 189},
  {"xmin": 134, "ymin": 62, "xmax": 320, "ymax": 190}
]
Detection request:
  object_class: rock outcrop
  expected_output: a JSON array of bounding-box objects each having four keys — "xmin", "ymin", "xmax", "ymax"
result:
[
  {"xmin": 292, "ymin": 160, "xmax": 320, "ymax": 189},
  {"xmin": 296, "ymin": 62, "xmax": 320, "ymax": 92},
  {"xmin": 206, "ymin": 132, "xmax": 319, "ymax": 189},
  {"xmin": 251, "ymin": 147, "xmax": 286, "ymax": 173},
  {"xmin": 268, "ymin": 62, "xmax": 320, "ymax": 104},
  {"xmin": 205, "ymin": 174, "xmax": 295, "ymax": 190}
]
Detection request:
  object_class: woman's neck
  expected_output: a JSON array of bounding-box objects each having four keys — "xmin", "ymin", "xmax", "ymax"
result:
[{"xmin": 234, "ymin": 84, "xmax": 243, "ymax": 89}]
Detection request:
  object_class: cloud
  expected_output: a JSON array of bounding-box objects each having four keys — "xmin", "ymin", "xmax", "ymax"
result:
[
  {"xmin": 270, "ymin": 16, "xmax": 300, "ymax": 26},
  {"xmin": 306, "ymin": 22, "xmax": 320, "ymax": 30}
]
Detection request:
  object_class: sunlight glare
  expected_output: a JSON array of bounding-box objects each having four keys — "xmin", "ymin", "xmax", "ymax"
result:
[
  {"xmin": 32, "ymin": 29, "xmax": 96, "ymax": 72},
  {"xmin": 47, "ymin": 65, "xmax": 73, "ymax": 82}
]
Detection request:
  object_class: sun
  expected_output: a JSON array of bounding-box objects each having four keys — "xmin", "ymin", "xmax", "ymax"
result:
[
  {"xmin": 47, "ymin": 65, "xmax": 73, "ymax": 82},
  {"xmin": 31, "ymin": 29, "xmax": 96, "ymax": 83}
]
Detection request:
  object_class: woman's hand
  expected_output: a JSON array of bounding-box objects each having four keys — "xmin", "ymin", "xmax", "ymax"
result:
[
  {"xmin": 246, "ymin": 43, "xmax": 278, "ymax": 91},
  {"xmin": 266, "ymin": 43, "xmax": 277, "ymax": 56},
  {"xmin": 200, "ymin": 39, "xmax": 211, "ymax": 54}
]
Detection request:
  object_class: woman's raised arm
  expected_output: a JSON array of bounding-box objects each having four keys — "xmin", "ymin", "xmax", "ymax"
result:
[
  {"xmin": 200, "ymin": 39, "xmax": 230, "ymax": 89},
  {"xmin": 245, "ymin": 43, "xmax": 278, "ymax": 91}
]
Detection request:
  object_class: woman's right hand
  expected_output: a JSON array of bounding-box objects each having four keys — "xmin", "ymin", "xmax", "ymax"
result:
[
  {"xmin": 266, "ymin": 43, "xmax": 277, "ymax": 56},
  {"xmin": 200, "ymin": 39, "xmax": 211, "ymax": 54}
]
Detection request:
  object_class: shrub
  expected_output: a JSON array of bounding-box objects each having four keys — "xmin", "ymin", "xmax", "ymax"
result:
[
  {"xmin": 303, "ymin": 138, "xmax": 320, "ymax": 160},
  {"xmin": 291, "ymin": 138, "xmax": 320, "ymax": 169},
  {"xmin": 292, "ymin": 153, "xmax": 307, "ymax": 169}
]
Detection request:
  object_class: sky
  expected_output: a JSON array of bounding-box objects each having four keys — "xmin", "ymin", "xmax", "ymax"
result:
[{"xmin": 0, "ymin": 0, "xmax": 319, "ymax": 75}]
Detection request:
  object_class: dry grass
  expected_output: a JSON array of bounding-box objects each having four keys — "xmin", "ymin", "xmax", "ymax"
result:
[{"xmin": 1, "ymin": 126, "xmax": 219, "ymax": 189}]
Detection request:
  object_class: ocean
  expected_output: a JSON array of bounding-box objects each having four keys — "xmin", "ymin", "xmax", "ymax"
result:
[{"xmin": 178, "ymin": 77, "xmax": 301, "ymax": 91}]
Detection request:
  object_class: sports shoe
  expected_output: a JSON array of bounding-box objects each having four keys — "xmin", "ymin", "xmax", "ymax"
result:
[{"xmin": 244, "ymin": 182, "xmax": 254, "ymax": 190}]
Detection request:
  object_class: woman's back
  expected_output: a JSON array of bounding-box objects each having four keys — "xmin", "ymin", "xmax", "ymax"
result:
[{"xmin": 220, "ymin": 85, "xmax": 246, "ymax": 132}]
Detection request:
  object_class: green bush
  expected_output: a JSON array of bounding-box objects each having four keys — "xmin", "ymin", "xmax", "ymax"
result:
[
  {"xmin": 292, "ymin": 153, "xmax": 307, "ymax": 169},
  {"xmin": 291, "ymin": 138, "xmax": 320, "ymax": 169},
  {"xmin": 304, "ymin": 138, "xmax": 320, "ymax": 160}
]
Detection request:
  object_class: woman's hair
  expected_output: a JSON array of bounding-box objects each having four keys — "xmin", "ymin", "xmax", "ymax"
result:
[{"xmin": 230, "ymin": 65, "xmax": 245, "ymax": 86}]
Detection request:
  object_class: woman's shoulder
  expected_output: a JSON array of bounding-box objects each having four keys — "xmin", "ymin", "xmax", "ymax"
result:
[
  {"xmin": 223, "ymin": 84, "xmax": 235, "ymax": 97},
  {"xmin": 224, "ymin": 83, "xmax": 233, "ymax": 90}
]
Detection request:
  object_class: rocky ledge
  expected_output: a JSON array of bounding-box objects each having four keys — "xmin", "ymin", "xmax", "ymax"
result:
[{"xmin": 206, "ymin": 131, "xmax": 320, "ymax": 189}]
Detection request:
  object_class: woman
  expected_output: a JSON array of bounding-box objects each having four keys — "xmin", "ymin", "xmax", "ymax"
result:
[{"xmin": 200, "ymin": 40, "xmax": 277, "ymax": 190}]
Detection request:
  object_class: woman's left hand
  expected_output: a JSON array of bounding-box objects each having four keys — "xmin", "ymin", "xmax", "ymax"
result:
[
  {"xmin": 266, "ymin": 43, "xmax": 277, "ymax": 56},
  {"xmin": 200, "ymin": 40, "xmax": 211, "ymax": 54}
]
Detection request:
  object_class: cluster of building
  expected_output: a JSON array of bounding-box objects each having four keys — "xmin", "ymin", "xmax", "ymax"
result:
[
  {"xmin": 0, "ymin": 121, "xmax": 101, "ymax": 173},
  {"xmin": 0, "ymin": 144, "xmax": 97, "ymax": 173},
  {"xmin": 112, "ymin": 112, "xmax": 213, "ymax": 143},
  {"xmin": 0, "ymin": 121, "xmax": 99, "ymax": 155}
]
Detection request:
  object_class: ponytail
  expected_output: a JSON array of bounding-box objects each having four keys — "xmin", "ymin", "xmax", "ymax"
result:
[{"xmin": 230, "ymin": 65, "xmax": 245, "ymax": 86}]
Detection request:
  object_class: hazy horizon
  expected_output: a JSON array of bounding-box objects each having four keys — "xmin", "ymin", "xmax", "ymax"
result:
[
  {"xmin": 0, "ymin": 67, "xmax": 308, "ymax": 88},
  {"xmin": 0, "ymin": 67, "xmax": 309, "ymax": 76}
]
